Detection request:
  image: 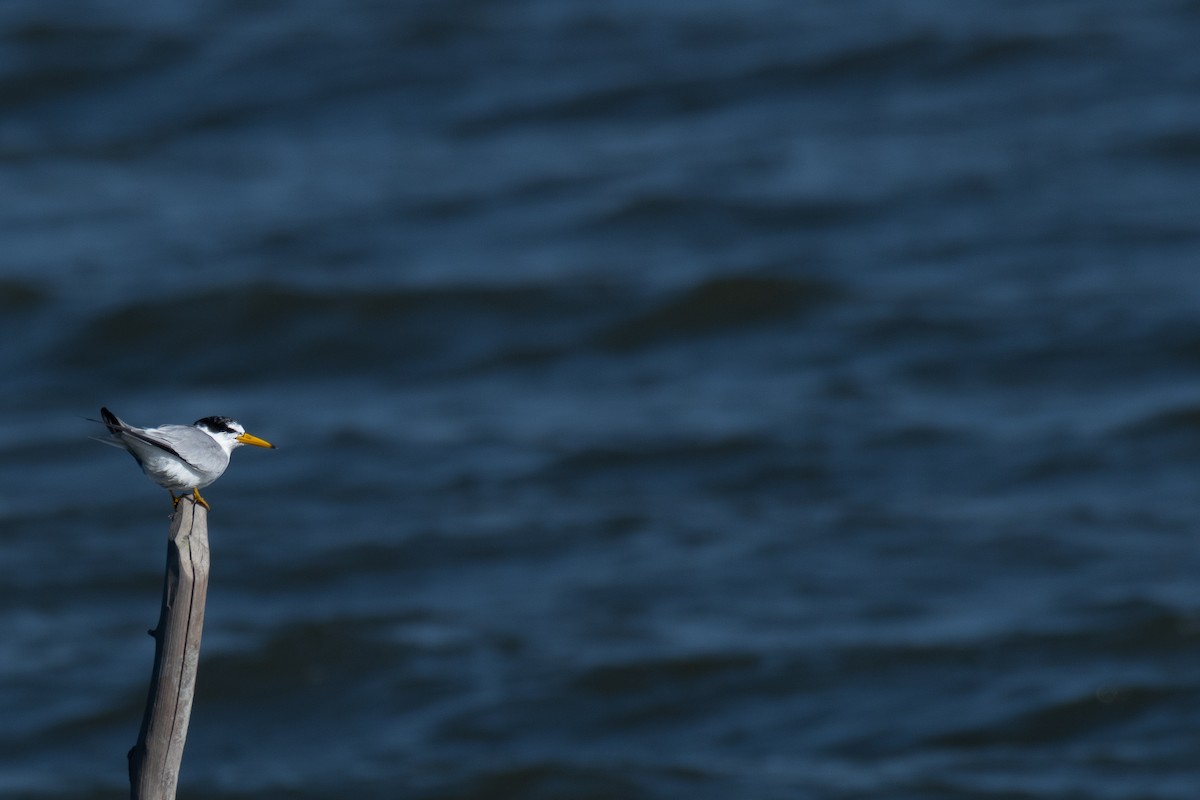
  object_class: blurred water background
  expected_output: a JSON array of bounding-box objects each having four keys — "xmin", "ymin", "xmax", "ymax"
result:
[{"xmin": 4, "ymin": 1, "xmax": 1200, "ymax": 798}]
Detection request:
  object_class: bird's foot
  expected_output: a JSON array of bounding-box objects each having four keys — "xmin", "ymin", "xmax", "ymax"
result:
[
  {"xmin": 191, "ymin": 487, "xmax": 212, "ymax": 512},
  {"xmin": 167, "ymin": 489, "xmax": 211, "ymax": 512}
]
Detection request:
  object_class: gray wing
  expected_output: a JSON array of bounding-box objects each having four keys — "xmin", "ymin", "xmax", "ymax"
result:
[
  {"xmin": 96, "ymin": 410, "xmax": 226, "ymax": 472},
  {"xmin": 97, "ymin": 408, "xmax": 222, "ymax": 471},
  {"xmin": 137, "ymin": 424, "xmax": 227, "ymax": 472},
  {"xmin": 95, "ymin": 409, "xmax": 189, "ymax": 464}
]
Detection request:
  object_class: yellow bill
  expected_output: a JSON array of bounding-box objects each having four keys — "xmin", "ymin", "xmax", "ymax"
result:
[{"xmin": 236, "ymin": 432, "xmax": 276, "ymax": 449}]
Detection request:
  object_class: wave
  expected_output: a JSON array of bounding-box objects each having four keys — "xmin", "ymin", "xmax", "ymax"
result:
[
  {"xmin": 39, "ymin": 273, "xmax": 843, "ymax": 389},
  {"xmin": 599, "ymin": 274, "xmax": 842, "ymax": 349},
  {"xmin": 46, "ymin": 281, "xmax": 611, "ymax": 386}
]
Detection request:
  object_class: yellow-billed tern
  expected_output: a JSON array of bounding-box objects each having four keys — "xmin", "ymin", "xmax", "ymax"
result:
[{"xmin": 94, "ymin": 406, "xmax": 275, "ymax": 510}]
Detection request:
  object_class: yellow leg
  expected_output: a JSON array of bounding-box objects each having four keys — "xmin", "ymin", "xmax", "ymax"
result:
[
  {"xmin": 169, "ymin": 491, "xmax": 180, "ymax": 508},
  {"xmin": 191, "ymin": 487, "xmax": 212, "ymax": 511}
]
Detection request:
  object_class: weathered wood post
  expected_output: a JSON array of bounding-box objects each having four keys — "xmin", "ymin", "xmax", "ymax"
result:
[{"xmin": 128, "ymin": 496, "xmax": 210, "ymax": 800}]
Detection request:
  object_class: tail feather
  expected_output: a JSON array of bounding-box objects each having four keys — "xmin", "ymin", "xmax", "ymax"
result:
[
  {"xmin": 99, "ymin": 406, "xmax": 125, "ymax": 435},
  {"xmin": 88, "ymin": 407, "xmax": 128, "ymax": 444}
]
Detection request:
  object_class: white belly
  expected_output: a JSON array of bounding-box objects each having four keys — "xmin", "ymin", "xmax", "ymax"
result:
[{"xmin": 139, "ymin": 451, "xmax": 224, "ymax": 491}]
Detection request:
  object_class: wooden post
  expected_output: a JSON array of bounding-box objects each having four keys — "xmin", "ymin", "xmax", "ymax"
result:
[{"xmin": 128, "ymin": 496, "xmax": 210, "ymax": 800}]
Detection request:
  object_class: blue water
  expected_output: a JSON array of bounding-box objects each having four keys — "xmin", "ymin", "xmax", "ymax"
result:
[{"xmin": 5, "ymin": 1, "xmax": 1200, "ymax": 798}]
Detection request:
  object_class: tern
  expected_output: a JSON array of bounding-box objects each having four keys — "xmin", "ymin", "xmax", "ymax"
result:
[{"xmin": 94, "ymin": 407, "xmax": 275, "ymax": 511}]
